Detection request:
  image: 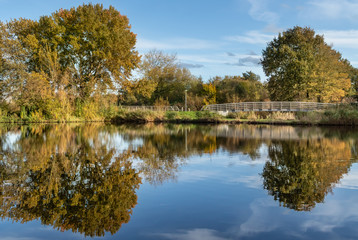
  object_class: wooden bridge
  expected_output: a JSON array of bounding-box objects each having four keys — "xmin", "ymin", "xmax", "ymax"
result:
[{"xmin": 202, "ymin": 102, "xmax": 337, "ymax": 112}]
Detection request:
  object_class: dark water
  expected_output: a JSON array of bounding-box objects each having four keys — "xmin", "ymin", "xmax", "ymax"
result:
[{"xmin": 0, "ymin": 123, "xmax": 358, "ymax": 240}]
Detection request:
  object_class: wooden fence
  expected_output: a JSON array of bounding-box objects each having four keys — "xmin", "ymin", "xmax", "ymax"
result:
[
  {"xmin": 202, "ymin": 102, "xmax": 337, "ymax": 112},
  {"xmin": 120, "ymin": 105, "xmax": 180, "ymax": 111}
]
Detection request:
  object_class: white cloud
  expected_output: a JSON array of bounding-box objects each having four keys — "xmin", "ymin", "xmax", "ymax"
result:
[
  {"xmin": 225, "ymin": 31, "xmax": 274, "ymax": 44},
  {"xmin": 307, "ymin": 0, "xmax": 358, "ymax": 20},
  {"xmin": 228, "ymin": 175, "xmax": 262, "ymax": 189},
  {"xmin": 229, "ymin": 193, "xmax": 358, "ymax": 238},
  {"xmin": 179, "ymin": 63, "xmax": 204, "ymax": 69},
  {"xmin": 320, "ymin": 30, "xmax": 358, "ymax": 49},
  {"xmin": 336, "ymin": 166, "xmax": 358, "ymax": 189},
  {"xmin": 248, "ymin": 0, "xmax": 279, "ymax": 24},
  {"xmin": 157, "ymin": 228, "xmax": 228, "ymax": 240},
  {"xmin": 300, "ymin": 197, "xmax": 358, "ymax": 234},
  {"xmin": 136, "ymin": 38, "xmax": 219, "ymax": 50},
  {"xmin": 177, "ymin": 54, "xmax": 225, "ymax": 64},
  {"xmin": 231, "ymin": 198, "xmax": 281, "ymax": 237}
]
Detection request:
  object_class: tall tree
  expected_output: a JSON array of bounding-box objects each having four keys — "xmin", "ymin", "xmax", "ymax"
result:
[
  {"xmin": 261, "ymin": 26, "xmax": 351, "ymax": 102},
  {"xmin": 2, "ymin": 3, "xmax": 140, "ymax": 104}
]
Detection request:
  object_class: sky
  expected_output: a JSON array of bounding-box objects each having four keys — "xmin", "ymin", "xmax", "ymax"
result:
[{"xmin": 1, "ymin": 0, "xmax": 358, "ymax": 81}]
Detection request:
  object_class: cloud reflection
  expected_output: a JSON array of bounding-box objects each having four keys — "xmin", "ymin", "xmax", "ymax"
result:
[{"xmin": 158, "ymin": 228, "xmax": 228, "ymax": 240}]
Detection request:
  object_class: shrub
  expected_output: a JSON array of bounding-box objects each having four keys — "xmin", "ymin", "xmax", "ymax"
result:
[{"xmin": 269, "ymin": 112, "xmax": 296, "ymax": 120}]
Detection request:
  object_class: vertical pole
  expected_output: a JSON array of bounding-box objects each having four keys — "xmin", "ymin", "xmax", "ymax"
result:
[
  {"xmin": 185, "ymin": 128, "xmax": 188, "ymax": 151},
  {"xmin": 185, "ymin": 90, "xmax": 187, "ymax": 112}
]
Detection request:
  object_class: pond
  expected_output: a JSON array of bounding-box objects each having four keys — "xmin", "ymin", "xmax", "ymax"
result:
[{"xmin": 0, "ymin": 123, "xmax": 357, "ymax": 239}]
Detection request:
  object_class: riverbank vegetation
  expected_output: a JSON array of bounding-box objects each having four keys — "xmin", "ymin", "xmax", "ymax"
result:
[
  {"xmin": 110, "ymin": 105, "xmax": 358, "ymax": 126},
  {"xmin": 0, "ymin": 4, "xmax": 358, "ymax": 124}
]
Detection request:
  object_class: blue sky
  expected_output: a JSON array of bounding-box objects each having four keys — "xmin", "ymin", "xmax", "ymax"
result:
[{"xmin": 1, "ymin": 0, "xmax": 358, "ymax": 81}]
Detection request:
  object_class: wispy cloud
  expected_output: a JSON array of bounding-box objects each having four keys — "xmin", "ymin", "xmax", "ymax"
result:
[
  {"xmin": 230, "ymin": 193, "xmax": 358, "ymax": 238},
  {"xmin": 227, "ymin": 56, "xmax": 261, "ymax": 67},
  {"xmin": 336, "ymin": 167, "xmax": 358, "ymax": 189},
  {"xmin": 229, "ymin": 175, "xmax": 262, "ymax": 189},
  {"xmin": 248, "ymin": 50, "xmax": 258, "ymax": 56},
  {"xmin": 178, "ymin": 54, "xmax": 228, "ymax": 64},
  {"xmin": 157, "ymin": 228, "xmax": 228, "ymax": 240},
  {"xmin": 226, "ymin": 52, "xmax": 236, "ymax": 57},
  {"xmin": 225, "ymin": 31, "xmax": 274, "ymax": 44},
  {"xmin": 320, "ymin": 30, "xmax": 358, "ymax": 49},
  {"xmin": 306, "ymin": 0, "xmax": 358, "ymax": 20},
  {"xmin": 179, "ymin": 63, "xmax": 205, "ymax": 69},
  {"xmin": 136, "ymin": 38, "xmax": 219, "ymax": 50},
  {"xmin": 248, "ymin": 0, "xmax": 279, "ymax": 24}
]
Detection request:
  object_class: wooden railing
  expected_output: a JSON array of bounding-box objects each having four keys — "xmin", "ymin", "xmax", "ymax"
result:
[
  {"xmin": 202, "ymin": 102, "xmax": 337, "ymax": 112},
  {"xmin": 120, "ymin": 105, "xmax": 180, "ymax": 111}
]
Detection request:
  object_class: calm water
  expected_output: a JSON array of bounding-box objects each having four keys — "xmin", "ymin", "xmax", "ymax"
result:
[{"xmin": 0, "ymin": 123, "xmax": 358, "ymax": 240}]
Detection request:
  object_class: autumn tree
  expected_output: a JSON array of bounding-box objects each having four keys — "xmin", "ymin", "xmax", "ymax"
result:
[
  {"xmin": 202, "ymin": 83, "xmax": 216, "ymax": 105},
  {"xmin": 0, "ymin": 3, "xmax": 140, "ymax": 117},
  {"xmin": 120, "ymin": 50, "xmax": 201, "ymax": 107},
  {"xmin": 209, "ymin": 75, "xmax": 268, "ymax": 103},
  {"xmin": 262, "ymin": 26, "xmax": 351, "ymax": 102},
  {"xmin": 0, "ymin": 124, "xmax": 141, "ymax": 237},
  {"xmin": 262, "ymin": 139, "xmax": 352, "ymax": 211}
]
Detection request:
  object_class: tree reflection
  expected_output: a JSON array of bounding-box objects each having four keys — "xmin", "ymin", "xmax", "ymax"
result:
[
  {"xmin": 262, "ymin": 138, "xmax": 353, "ymax": 211},
  {"xmin": 0, "ymin": 125, "xmax": 141, "ymax": 237},
  {"xmin": 0, "ymin": 123, "xmax": 356, "ymax": 237}
]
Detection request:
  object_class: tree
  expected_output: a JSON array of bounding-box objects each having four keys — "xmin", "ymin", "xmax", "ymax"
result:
[
  {"xmin": 262, "ymin": 26, "xmax": 351, "ymax": 102},
  {"xmin": 202, "ymin": 83, "xmax": 216, "ymax": 105},
  {"xmin": 243, "ymin": 71, "xmax": 260, "ymax": 82},
  {"xmin": 1, "ymin": 3, "xmax": 140, "ymax": 105},
  {"xmin": 120, "ymin": 50, "xmax": 201, "ymax": 106},
  {"xmin": 209, "ymin": 75, "xmax": 268, "ymax": 103}
]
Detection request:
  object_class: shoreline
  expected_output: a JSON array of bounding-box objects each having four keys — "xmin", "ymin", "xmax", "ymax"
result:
[
  {"xmin": 0, "ymin": 118, "xmax": 355, "ymax": 127},
  {"xmin": 111, "ymin": 118, "xmax": 358, "ymax": 126},
  {"xmin": 0, "ymin": 108, "xmax": 357, "ymax": 126}
]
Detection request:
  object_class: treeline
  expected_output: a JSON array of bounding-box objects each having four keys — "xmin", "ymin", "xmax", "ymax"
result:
[
  {"xmin": 0, "ymin": 3, "xmax": 267, "ymax": 121},
  {"xmin": 0, "ymin": 4, "xmax": 139, "ymax": 121},
  {"xmin": 120, "ymin": 49, "xmax": 268, "ymax": 110},
  {"xmin": 0, "ymin": 4, "xmax": 357, "ymax": 121}
]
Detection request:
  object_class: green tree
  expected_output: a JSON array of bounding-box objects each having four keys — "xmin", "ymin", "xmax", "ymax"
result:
[
  {"xmin": 262, "ymin": 26, "xmax": 351, "ymax": 102},
  {"xmin": 243, "ymin": 71, "xmax": 260, "ymax": 82},
  {"xmin": 210, "ymin": 75, "xmax": 267, "ymax": 103}
]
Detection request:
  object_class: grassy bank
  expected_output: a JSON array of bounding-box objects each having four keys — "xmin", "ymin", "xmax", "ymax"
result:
[
  {"xmin": 112, "ymin": 109, "xmax": 223, "ymax": 123},
  {"xmin": 111, "ymin": 106, "xmax": 358, "ymax": 126},
  {"xmin": 0, "ymin": 105, "xmax": 357, "ymax": 126}
]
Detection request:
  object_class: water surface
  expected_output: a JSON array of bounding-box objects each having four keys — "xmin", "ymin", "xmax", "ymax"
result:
[{"xmin": 0, "ymin": 123, "xmax": 357, "ymax": 239}]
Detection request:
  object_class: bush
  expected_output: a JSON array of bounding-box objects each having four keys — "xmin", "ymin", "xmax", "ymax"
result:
[
  {"xmin": 226, "ymin": 111, "xmax": 259, "ymax": 120},
  {"xmin": 115, "ymin": 109, "xmax": 165, "ymax": 122},
  {"xmin": 269, "ymin": 112, "xmax": 296, "ymax": 120}
]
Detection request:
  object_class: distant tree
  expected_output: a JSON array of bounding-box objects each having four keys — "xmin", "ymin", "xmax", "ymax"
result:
[
  {"xmin": 209, "ymin": 75, "xmax": 268, "ymax": 103},
  {"xmin": 243, "ymin": 71, "xmax": 260, "ymax": 82},
  {"xmin": 121, "ymin": 50, "xmax": 201, "ymax": 106},
  {"xmin": 262, "ymin": 26, "xmax": 351, "ymax": 102}
]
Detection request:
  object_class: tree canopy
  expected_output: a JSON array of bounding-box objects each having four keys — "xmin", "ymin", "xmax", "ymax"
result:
[{"xmin": 262, "ymin": 26, "xmax": 351, "ymax": 102}]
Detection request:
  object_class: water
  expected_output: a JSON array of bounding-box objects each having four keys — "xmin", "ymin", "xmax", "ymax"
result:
[{"xmin": 0, "ymin": 123, "xmax": 357, "ymax": 239}]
